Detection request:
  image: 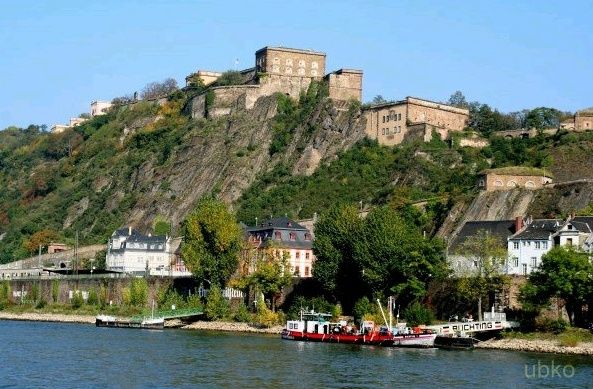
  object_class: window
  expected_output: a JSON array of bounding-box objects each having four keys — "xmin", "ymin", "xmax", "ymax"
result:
[
  {"xmin": 473, "ymin": 260, "xmax": 478, "ymax": 268},
  {"xmin": 535, "ymin": 241, "xmax": 541, "ymax": 249},
  {"xmin": 305, "ymin": 252, "xmax": 310, "ymax": 260},
  {"xmin": 285, "ymin": 67, "xmax": 292, "ymax": 74},
  {"xmin": 311, "ymin": 61, "xmax": 318, "ymax": 69},
  {"xmin": 274, "ymin": 231, "xmax": 281, "ymax": 240},
  {"xmin": 522, "ymin": 264, "xmax": 527, "ymax": 275},
  {"xmin": 294, "ymin": 266, "xmax": 300, "ymax": 276},
  {"xmin": 304, "ymin": 233, "xmax": 311, "ymax": 241},
  {"xmin": 305, "ymin": 266, "xmax": 310, "ymax": 276},
  {"xmin": 382, "ymin": 128, "xmax": 385, "ymax": 135},
  {"xmin": 513, "ymin": 257, "xmax": 519, "ymax": 267},
  {"xmin": 398, "ymin": 113, "xmax": 401, "ymax": 120},
  {"xmin": 530, "ymin": 257, "xmax": 537, "ymax": 267},
  {"xmin": 522, "ymin": 241, "xmax": 527, "ymax": 247},
  {"xmin": 567, "ymin": 238, "xmax": 573, "ymax": 246},
  {"xmin": 513, "ymin": 242, "xmax": 519, "ymax": 250},
  {"xmin": 386, "ymin": 115, "xmax": 390, "ymax": 122},
  {"xmin": 296, "ymin": 251, "xmax": 300, "ymax": 260},
  {"xmin": 289, "ymin": 232, "xmax": 296, "ymax": 241},
  {"xmin": 311, "ymin": 70, "xmax": 318, "ymax": 76},
  {"xmin": 285, "ymin": 58, "xmax": 293, "ymax": 66},
  {"xmin": 542, "ymin": 241, "xmax": 548, "ymax": 249},
  {"xmin": 382, "ymin": 116, "xmax": 385, "ymax": 123},
  {"xmin": 298, "ymin": 60, "xmax": 305, "ymax": 68}
]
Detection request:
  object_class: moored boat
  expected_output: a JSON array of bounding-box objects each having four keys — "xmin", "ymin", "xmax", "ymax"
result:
[
  {"xmin": 281, "ymin": 311, "xmax": 436, "ymax": 348},
  {"xmin": 95, "ymin": 314, "xmax": 164, "ymax": 329}
]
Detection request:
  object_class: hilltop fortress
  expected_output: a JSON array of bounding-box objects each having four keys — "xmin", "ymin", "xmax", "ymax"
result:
[
  {"xmin": 186, "ymin": 46, "xmax": 363, "ymax": 118},
  {"xmin": 185, "ymin": 45, "xmax": 469, "ymax": 146}
]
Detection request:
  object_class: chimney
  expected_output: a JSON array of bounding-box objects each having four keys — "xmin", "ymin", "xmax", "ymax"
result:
[{"xmin": 514, "ymin": 216, "xmax": 524, "ymax": 233}]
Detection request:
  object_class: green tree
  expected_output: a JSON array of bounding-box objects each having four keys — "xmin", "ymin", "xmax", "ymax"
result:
[
  {"xmin": 204, "ymin": 285, "xmax": 230, "ymax": 320},
  {"xmin": 448, "ymin": 91, "xmax": 469, "ymax": 109},
  {"xmin": 239, "ymin": 246, "xmax": 292, "ymax": 311},
  {"xmin": 313, "ymin": 204, "xmax": 447, "ymax": 312},
  {"xmin": 525, "ymin": 107, "xmax": 564, "ymax": 130},
  {"xmin": 457, "ymin": 229, "xmax": 508, "ymax": 321},
  {"xmin": 215, "ymin": 70, "xmax": 245, "ymax": 86},
  {"xmin": 312, "ymin": 203, "xmax": 363, "ymax": 310},
  {"xmin": 181, "ymin": 198, "xmax": 243, "ymax": 288},
  {"xmin": 129, "ymin": 278, "xmax": 148, "ymax": 307},
  {"xmin": 522, "ymin": 246, "xmax": 593, "ymax": 327},
  {"xmin": 352, "ymin": 206, "xmax": 447, "ymax": 306}
]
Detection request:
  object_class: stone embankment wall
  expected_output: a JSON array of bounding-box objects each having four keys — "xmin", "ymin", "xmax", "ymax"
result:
[{"xmin": 4, "ymin": 276, "xmax": 197, "ymax": 306}]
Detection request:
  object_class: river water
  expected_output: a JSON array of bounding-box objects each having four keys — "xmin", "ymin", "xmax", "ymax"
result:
[{"xmin": 0, "ymin": 320, "xmax": 592, "ymax": 388}]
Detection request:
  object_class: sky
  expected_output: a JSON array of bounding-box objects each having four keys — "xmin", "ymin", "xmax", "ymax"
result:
[{"xmin": 1, "ymin": 0, "xmax": 592, "ymax": 130}]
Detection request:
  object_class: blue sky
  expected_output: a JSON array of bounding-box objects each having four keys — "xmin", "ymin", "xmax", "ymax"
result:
[{"xmin": 1, "ymin": 0, "xmax": 592, "ymax": 130}]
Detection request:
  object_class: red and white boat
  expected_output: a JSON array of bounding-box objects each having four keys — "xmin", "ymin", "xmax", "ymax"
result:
[{"xmin": 281, "ymin": 311, "xmax": 436, "ymax": 348}]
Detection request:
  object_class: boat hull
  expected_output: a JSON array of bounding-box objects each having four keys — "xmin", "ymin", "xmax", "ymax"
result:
[
  {"xmin": 95, "ymin": 316, "xmax": 164, "ymax": 330},
  {"xmin": 281, "ymin": 330, "xmax": 436, "ymax": 348},
  {"xmin": 434, "ymin": 335, "xmax": 479, "ymax": 350}
]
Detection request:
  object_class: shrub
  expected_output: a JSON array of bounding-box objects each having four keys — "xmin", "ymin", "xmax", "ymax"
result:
[
  {"xmin": 535, "ymin": 317, "xmax": 568, "ymax": 334},
  {"xmin": 129, "ymin": 278, "xmax": 148, "ymax": 307},
  {"xmin": 51, "ymin": 280, "xmax": 60, "ymax": 303},
  {"xmin": 30, "ymin": 284, "xmax": 39, "ymax": 302},
  {"xmin": 87, "ymin": 288, "xmax": 99, "ymax": 306},
  {"xmin": 332, "ymin": 303, "xmax": 343, "ymax": 321},
  {"xmin": 403, "ymin": 302, "xmax": 435, "ymax": 327},
  {"xmin": 35, "ymin": 298, "xmax": 46, "ymax": 309},
  {"xmin": 71, "ymin": 291, "xmax": 84, "ymax": 309},
  {"xmin": 159, "ymin": 288, "xmax": 184, "ymax": 310},
  {"xmin": 559, "ymin": 332, "xmax": 580, "ymax": 347},
  {"xmin": 185, "ymin": 291, "xmax": 203, "ymax": 311},
  {"xmin": 0, "ymin": 281, "xmax": 11, "ymax": 304},
  {"xmin": 204, "ymin": 285, "xmax": 230, "ymax": 321},
  {"xmin": 255, "ymin": 296, "xmax": 280, "ymax": 327},
  {"xmin": 233, "ymin": 302, "xmax": 251, "ymax": 322}
]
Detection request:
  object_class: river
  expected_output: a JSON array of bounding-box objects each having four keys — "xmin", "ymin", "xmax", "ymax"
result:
[{"xmin": 0, "ymin": 320, "xmax": 592, "ymax": 388}]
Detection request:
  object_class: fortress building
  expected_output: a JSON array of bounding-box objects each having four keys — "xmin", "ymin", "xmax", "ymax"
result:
[
  {"xmin": 186, "ymin": 46, "xmax": 363, "ymax": 118},
  {"xmin": 363, "ymin": 97, "xmax": 470, "ymax": 146}
]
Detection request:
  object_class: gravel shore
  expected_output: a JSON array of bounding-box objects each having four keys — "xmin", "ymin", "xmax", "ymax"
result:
[
  {"xmin": 0, "ymin": 311, "xmax": 96, "ymax": 324},
  {"xmin": 181, "ymin": 320, "xmax": 284, "ymax": 334},
  {"xmin": 477, "ymin": 338, "xmax": 593, "ymax": 355}
]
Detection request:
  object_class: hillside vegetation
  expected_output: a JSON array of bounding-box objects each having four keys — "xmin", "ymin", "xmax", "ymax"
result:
[{"xmin": 2, "ymin": 84, "xmax": 593, "ymax": 264}]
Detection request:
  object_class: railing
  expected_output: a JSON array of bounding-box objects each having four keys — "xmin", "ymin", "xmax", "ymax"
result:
[{"xmin": 196, "ymin": 287, "xmax": 245, "ymax": 299}]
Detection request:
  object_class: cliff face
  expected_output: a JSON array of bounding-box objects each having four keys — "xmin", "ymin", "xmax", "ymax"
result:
[
  {"xmin": 97, "ymin": 95, "xmax": 365, "ymax": 233},
  {"xmin": 438, "ymin": 182, "xmax": 593, "ymax": 243}
]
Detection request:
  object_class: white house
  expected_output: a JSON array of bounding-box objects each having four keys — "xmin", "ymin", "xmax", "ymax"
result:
[
  {"xmin": 106, "ymin": 227, "xmax": 174, "ymax": 274},
  {"xmin": 507, "ymin": 217, "xmax": 593, "ymax": 275},
  {"xmin": 507, "ymin": 219, "xmax": 557, "ymax": 275}
]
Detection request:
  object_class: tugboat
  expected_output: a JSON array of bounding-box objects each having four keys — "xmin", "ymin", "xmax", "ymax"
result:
[{"xmin": 281, "ymin": 310, "xmax": 436, "ymax": 348}]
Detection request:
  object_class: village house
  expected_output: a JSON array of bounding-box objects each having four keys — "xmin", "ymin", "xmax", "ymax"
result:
[
  {"xmin": 451, "ymin": 215, "xmax": 593, "ymax": 277},
  {"xmin": 243, "ymin": 217, "xmax": 315, "ymax": 278},
  {"xmin": 363, "ymin": 97, "xmax": 470, "ymax": 146},
  {"xmin": 106, "ymin": 227, "xmax": 188, "ymax": 275},
  {"xmin": 448, "ymin": 219, "xmax": 519, "ymax": 275},
  {"xmin": 477, "ymin": 167, "xmax": 553, "ymax": 191},
  {"xmin": 90, "ymin": 100, "xmax": 113, "ymax": 116}
]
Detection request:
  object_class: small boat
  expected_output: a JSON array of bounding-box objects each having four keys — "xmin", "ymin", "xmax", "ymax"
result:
[
  {"xmin": 434, "ymin": 334, "xmax": 480, "ymax": 350},
  {"xmin": 281, "ymin": 310, "xmax": 436, "ymax": 348},
  {"xmin": 95, "ymin": 314, "xmax": 164, "ymax": 329},
  {"xmin": 96, "ymin": 301, "xmax": 164, "ymax": 329}
]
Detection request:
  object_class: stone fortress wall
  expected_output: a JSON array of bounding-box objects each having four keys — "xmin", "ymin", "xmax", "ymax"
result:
[
  {"xmin": 187, "ymin": 46, "xmax": 363, "ymax": 119},
  {"xmin": 478, "ymin": 172, "xmax": 553, "ymax": 191}
]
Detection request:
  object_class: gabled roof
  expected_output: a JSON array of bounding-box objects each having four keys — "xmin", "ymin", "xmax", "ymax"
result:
[
  {"xmin": 572, "ymin": 216, "xmax": 593, "ymax": 230},
  {"xmin": 449, "ymin": 220, "xmax": 516, "ymax": 252},
  {"xmin": 246, "ymin": 216, "xmax": 308, "ymax": 232},
  {"xmin": 127, "ymin": 235, "xmax": 167, "ymax": 244},
  {"xmin": 510, "ymin": 219, "xmax": 559, "ymax": 240},
  {"xmin": 112, "ymin": 227, "xmax": 141, "ymax": 238}
]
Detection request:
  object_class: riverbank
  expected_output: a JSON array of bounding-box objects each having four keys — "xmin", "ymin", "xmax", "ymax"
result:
[
  {"xmin": 0, "ymin": 311, "xmax": 284, "ymax": 334},
  {"xmin": 477, "ymin": 338, "xmax": 593, "ymax": 355},
  {"xmin": 181, "ymin": 320, "xmax": 283, "ymax": 334},
  {"xmin": 0, "ymin": 311, "xmax": 95, "ymax": 324}
]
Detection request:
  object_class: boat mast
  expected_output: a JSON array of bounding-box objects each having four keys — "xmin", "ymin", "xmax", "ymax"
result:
[
  {"xmin": 376, "ymin": 299, "xmax": 389, "ymax": 328},
  {"xmin": 388, "ymin": 296, "xmax": 392, "ymax": 329}
]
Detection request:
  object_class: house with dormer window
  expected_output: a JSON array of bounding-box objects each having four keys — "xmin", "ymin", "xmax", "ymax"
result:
[
  {"xmin": 243, "ymin": 217, "xmax": 315, "ymax": 278},
  {"xmin": 507, "ymin": 217, "xmax": 593, "ymax": 275},
  {"xmin": 106, "ymin": 227, "xmax": 179, "ymax": 274}
]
